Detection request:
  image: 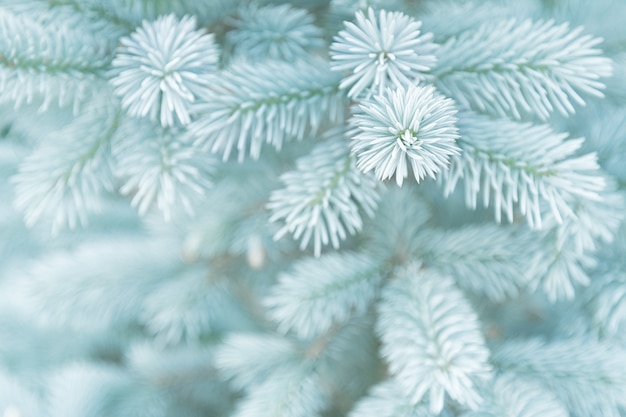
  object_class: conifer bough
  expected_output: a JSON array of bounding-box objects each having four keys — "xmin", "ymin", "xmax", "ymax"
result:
[{"xmin": 0, "ymin": 2, "xmax": 623, "ymax": 417}]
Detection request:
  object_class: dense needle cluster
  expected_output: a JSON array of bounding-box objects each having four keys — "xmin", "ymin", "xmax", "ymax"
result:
[
  {"xmin": 350, "ymin": 85, "xmax": 460, "ymax": 186},
  {"xmin": 110, "ymin": 15, "xmax": 219, "ymax": 127},
  {"xmin": 330, "ymin": 7, "xmax": 438, "ymax": 98}
]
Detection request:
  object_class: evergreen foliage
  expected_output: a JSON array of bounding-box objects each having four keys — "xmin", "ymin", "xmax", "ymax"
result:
[{"xmin": 1, "ymin": 1, "xmax": 626, "ymax": 417}]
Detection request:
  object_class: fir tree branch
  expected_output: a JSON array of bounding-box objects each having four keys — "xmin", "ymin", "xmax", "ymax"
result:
[
  {"xmin": 441, "ymin": 112, "xmax": 605, "ymax": 229},
  {"xmin": 47, "ymin": 363, "xmax": 166, "ymax": 417},
  {"xmin": 377, "ymin": 264, "xmax": 492, "ymax": 414},
  {"xmin": 266, "ymin": 251, "xmax": 384, "ymax": 338},
  {"xmin": 12, "ymin": 99, "xmax": 121, "ymax": 234},
  {"xmin": 269, "ymin": 137, "xmax": 379, "ymax": 256},
  {"xmin": 216, "ymin": 333, "xmax": 328, "ymax": 417},
  {"xmin": 113, "ymin": 121, "xmax": 216, "ymax": 221},
  {"xmin": 492, "ymin": 339, "xmax": 626, "ymax": 417},
  {"xmin": 589, "ymin": 271, "xmax": 626, "ymax": 337},
  {"xmin": 465, "ymin": 373, "xmax": 568, "ymax": 417},
  {"xmin": 418, "ymin": 225, "xmax": 533, "ymax": 301},
  {"xmin": 231, "ymin": 364, "xmax": 326, "ymax": 417},
  {"xmin": 188, "ymin": 59, "xmax": 345, "ymax": 161},
  {"xmin": 0, "ymin": 8, "xmax": 112, "ymax": 111},
  {"xmin": 526, "ymin": 187, "xmax": 625, "ymax": 301},
  {"xmin": 15, "ymin": 237, "xmax": 187, "ymax": 329},
  {"xmin": 0, "ymin": 4, "xmax": 624, "ymax": 417},
  {"xmin": 215, "ymin": 334, "xmax": 301, "ymax": 390},
  {"xmin": 433, "ymin": 19, "xmax": 612, "ymax": 120},
  {"xmin": 138, "ymin": 265, "xmax": 245, "ymax": 346}
]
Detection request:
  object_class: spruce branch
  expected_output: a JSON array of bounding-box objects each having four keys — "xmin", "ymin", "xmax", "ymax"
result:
[
  {"xmin": 266, "ymin": 251, "xmax": 383, "ymax": 339},
  {"xmin": 590, "ymin": 271, "xmax": 626, "ymax": 337},
  {"xmin": 12, "ymin": 100, "xmax": 120, "ymax": 234},
  {"xmin": 230, "ymin": 364, "xmax": 326, "ymax": 417},
  {"xmin": 434, "ymin": 19, "xmax": 612, "ymax": 120},
  {"xmin": 188, "ymin": 59, "xmax": 344, "ymax": 161},
  {"xmin": 569, "ymin": 102, "xmax": 626, "ymax": 183},
  {"xmin": 585, "ymin": 225, "xmax": 626, "ymax": 333},
  {"xmin": 15, "ymin": 237, "xmax": 184, "ymax": 329},
  {"xmin": 465, "ymin": 373, "xmax": 568, "ymax": 417},
  {"xmin": 553, "ymin": 186, "xmax": 626, "ymax": 255},
  {"xmin": 493, "ymin": 339, "xmax": 626, "ymax": 417},
  {"xmin": 138, "ymin": 265, "xmax": 239, "ymax": 346},
  {"xmin": 525, "ymin": 188, "xmax": 625, "ymax": 301},
  {"xmin": 46, "ymin": 363, "xmax": 166, "ymax": 417},
  {"xmin": 215, "ymin": 318, "xmax": 379, "ymax": 417},
  {"xmin": 0, "ymin": 8, "xmax": 111, "ymax": 112},
  {"xmin": 528, "ymin": 232, "xmax": 594, "ymax": 301},
  {"xmin": 441, "ymin": 112, "xmax": 605, "ymax": 229},
  {"xmin": 0, "ymin": 3, "xmax": 624, "ymax": 417},
  {"xmin": 113, "ymin": 121, "xmax": 216, "ymax": 221},
  {"xmin": 268, "ymin": 137, "xmax": 379, "ymax": 256},
  {"xmin": 216, "ymin": 334, "xmax": 327, "ymax": 417},
  {"xmin": 377, "ymin": 265, "xmax": 492, "ymax": 414},
  {"xmin": 215, "ymin": 334, "xmax": 301, "ymax": 391},
  {"xmin": 418, "ymin": 225, "xmax": 533, "ymax": 301}
]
